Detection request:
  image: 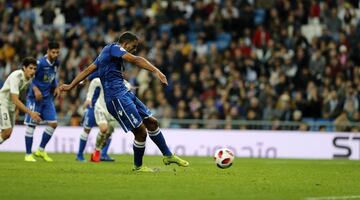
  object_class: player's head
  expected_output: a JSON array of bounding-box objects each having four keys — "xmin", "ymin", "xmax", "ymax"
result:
[
  {"xmin": 22, "ymin": 57, "xmax": 37, "ymax": 80},
  {"xmin": 47, "ymin": 41, "xmax": 60, "ymax": 62},
  {"xmin": 118, "ymin": 32, "xmax": 138, "ymax": 54}
]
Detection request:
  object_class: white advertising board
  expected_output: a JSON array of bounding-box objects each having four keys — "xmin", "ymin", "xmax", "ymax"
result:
[{"xmin": 0, "ymin": 126, "xmax": 359, "ymax": 160}]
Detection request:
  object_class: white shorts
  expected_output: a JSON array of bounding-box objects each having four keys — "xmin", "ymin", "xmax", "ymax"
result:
[
  {"xmin": 94, "ymin": 106, "xmax": 116, "ymax": 125},
  {"xmin": 0, "ymin": 103, "xmax": 16, "ymax": 130}
]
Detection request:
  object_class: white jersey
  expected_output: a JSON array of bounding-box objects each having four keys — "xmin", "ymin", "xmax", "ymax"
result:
[{"xmin": 0, "ymin": 69, "xmax": 32, "ymax": 111}]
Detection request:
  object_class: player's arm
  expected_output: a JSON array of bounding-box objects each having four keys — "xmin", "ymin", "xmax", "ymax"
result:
[
  {"xmin": 11, "ymin": 93, "xmax": 41, "ymax": 122},
  {"xmin": 8, "ymin": 75, "xmax": 41, "ymax": 122},
  {"xmin": 60, "ymin": 63, "xmax": 97, "ymax": 91},
  {"xmin": 51, "ymin": 76, "xmax": 60, "ymax": 97},
  {"xmin": 122, "ymin": 53, "xmax": 168, "ymax": 85},
  {"xmin": 32, "ymin": 85, "xmax": 43, "ymax": 101}
]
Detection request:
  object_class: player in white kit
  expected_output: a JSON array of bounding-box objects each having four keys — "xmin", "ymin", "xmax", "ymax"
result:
[{"xmin": 0, "ymin": 57, "xmax": 42, "ymax": 145}]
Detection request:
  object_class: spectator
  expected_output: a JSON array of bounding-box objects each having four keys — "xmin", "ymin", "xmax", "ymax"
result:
[
  {"xmin": 41, "ymin": 2, "xmax": 56, "ymax": 25},
  {"xmin": 322, "ymin": 89, "xmax": 342, "ymax": 119}
]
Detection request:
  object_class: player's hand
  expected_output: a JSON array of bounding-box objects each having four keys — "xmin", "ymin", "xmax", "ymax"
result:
[
  {"xmin": 83, "ymin": 99, "xmax": 92, "ymax": 108},
  {"xmin": 29, "ymin": 111, "xmax": 42, "ymax": 122},
  {"xmin": 155, "ymin": 70, "xmax": 168, "ymax": 86},
  {"xmin": 34, "ymin": 89, "xmax": 43, "ymax": 101},
  {"xmin": 59, "ymin": 84, "xmax": 72, "ymax": 92},
  {"xmin": 53, "ymin": 87, "xmax": 61, "ymax": 98}
]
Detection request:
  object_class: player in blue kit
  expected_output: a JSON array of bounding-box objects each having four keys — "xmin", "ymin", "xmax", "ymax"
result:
[
  {"xmin": 76, "ymin": 72, "xmax": 114, "ymax": 162},
  {"xmin": 61, "ymin": 32, "xmax": 189, "ymax": 172},
  {"xmin": 23, "ymin": 42, "xmax": 60, "ymax": 162}
]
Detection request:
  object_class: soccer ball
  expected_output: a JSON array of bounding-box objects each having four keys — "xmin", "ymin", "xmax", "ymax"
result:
[{"xmin": 214, "ymin": 148, "xmax": 235, "ymax": 169}]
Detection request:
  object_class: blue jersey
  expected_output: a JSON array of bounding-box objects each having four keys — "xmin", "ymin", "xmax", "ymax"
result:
[
  {"xmin": 88, "ymin": 71, "xmax": 100, "ymax": 107},
  {"xmin": 94, "ymin": 43, "xmax": 128, "ymax": 102},
  {"xmin": 93, "ymin": 43, "xmax": 152, "ymax": 132},
  {"xmin": 28, "ymin": 55, "xmax": 59, "ymax": 99}
]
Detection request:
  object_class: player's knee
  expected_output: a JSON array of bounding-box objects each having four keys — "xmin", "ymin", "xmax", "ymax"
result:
[
  {"xmin": 84, "ymin": 128, "xmax": 91, "ymax": 134},
  {"xmin": 144, "ymin": 117, "xmax": 159, "ymax": 131},
  {"xmin": 1, "ymin": 128, "xmax": 13, "ymax": 139},
  {"xmin": 49, "ymin": 123, "xmax": 57, "ymax": 129},
  {"xmin": 99, "ymin": 124, "xmax": 108, "ymax": 134}
]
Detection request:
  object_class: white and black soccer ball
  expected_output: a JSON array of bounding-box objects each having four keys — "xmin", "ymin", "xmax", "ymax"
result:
[{"xmin": 214, "ymin": 148, "xmax": 235, "ymax": 169}]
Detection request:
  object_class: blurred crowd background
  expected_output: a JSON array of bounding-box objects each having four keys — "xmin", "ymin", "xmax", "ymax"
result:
[{"xmin": 1, "ymin": 0, "xmax": 360, "ymax": 131}]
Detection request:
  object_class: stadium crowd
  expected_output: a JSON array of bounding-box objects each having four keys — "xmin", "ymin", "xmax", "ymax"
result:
[{"xmin": 0, "ymin": 0, "xmax": 360, "ymax": 131}]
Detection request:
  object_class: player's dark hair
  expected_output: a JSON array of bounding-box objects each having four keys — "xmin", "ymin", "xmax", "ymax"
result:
[
  {"xmin": 118, "ymin": 32, "xmax": 138, "ymax": 43},
  {"xmin": 48, "ymin": 41, "xmax": 60, "ymax": 50},
  {"xmin": 22, "ymin": 57, "xmax": 37, "ymax": 68}
]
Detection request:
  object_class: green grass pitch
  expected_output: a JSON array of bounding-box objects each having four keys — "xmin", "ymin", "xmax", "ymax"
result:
[{"xmin": 1, "ymin": 153, "xmax": 360, "ymax": 200}]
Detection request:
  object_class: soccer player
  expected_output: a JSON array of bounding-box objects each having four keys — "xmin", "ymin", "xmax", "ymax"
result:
[
  {"xmin": 76, "ymin": 73, "xmax": 115, "ymax": 162},
  {"xmin": 23, "ymin": 42, "xmax": 60, "ymax": 162},
  {"xmin": 61, "ymin": 31, "xmax": 189, "ymax": 172},
  {"xmin": 88, "ymin": 77, "xmax": 119, "ymax": 162},
  {"xmin": 0, "ymin": 57, "xmax": 42, "ymax": 145}
]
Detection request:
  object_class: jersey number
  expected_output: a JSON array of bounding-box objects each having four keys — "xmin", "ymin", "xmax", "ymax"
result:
[{"xmin": 3, "ymin": 113, "xmax": 8, "ymax": 120}]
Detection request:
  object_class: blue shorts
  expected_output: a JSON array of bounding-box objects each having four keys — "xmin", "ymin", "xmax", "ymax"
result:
[
  {"xmin": 82, "ymin": 107, "xmax": 97, "ymax": 129},
  {"xmin": 24, "ymin": 98, "xmax": 57, "ymax": 126},
  {"xmin": 106, "ymin": 91, "xmax": 152, "ymax": 132}
]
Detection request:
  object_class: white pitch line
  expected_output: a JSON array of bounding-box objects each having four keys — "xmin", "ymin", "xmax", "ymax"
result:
[{"xmin": 305, "ymin": 195, "xmax": 360, "ymax": 200}]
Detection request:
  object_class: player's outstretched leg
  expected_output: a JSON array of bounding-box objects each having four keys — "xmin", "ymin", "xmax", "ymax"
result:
[
  {"xmin": 144, "ymin": 117, "xmax": 189, "ymax": 167},
  {"xmin": 35, "ymin": 125, "xmax": 56, "ymax": 162},
  {"xmin": 76, "ymin": 128, "xmax": 90, "ymax": 161},
  {"xmin": 24, "ymin": 126, "xmax": 36, "ymax": 162}
]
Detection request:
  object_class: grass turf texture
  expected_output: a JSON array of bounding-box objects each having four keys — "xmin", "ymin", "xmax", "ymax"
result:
[{"xmin": 0, "ymin": 153, "xmax": 359, "ymax": 200}]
